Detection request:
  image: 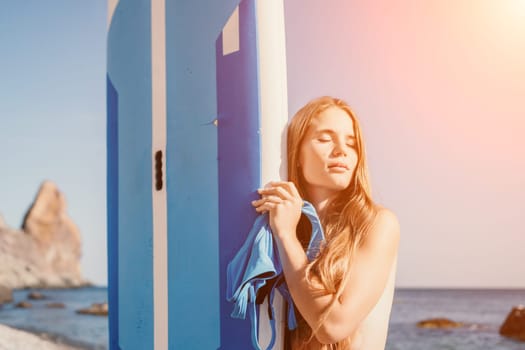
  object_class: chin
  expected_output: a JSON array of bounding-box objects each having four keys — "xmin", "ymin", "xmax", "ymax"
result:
[
  {"xmin": 328, "ymin": 177, "xmax": 352, "ymax": 190},
  {"xmin": 326, "ymin": 180, "xmax": 351, "ymax": 192},
  {"xmin": 333, "ymin": 184, "xmax": 350, "ymax": 192}
]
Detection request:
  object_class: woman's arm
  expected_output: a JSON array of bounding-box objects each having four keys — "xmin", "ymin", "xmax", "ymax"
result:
[{"xmin": 253, "ymin": 182, "xmax": 400, "ymax": 344}]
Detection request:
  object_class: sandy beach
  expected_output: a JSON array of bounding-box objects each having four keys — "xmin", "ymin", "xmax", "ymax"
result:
[{"xmin": 0, "ymin": 324, "xmax": 83, "ymax": 350}]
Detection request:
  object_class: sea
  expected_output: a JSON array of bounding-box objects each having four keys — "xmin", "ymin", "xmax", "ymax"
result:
[
  {"xmin": 0, "ymin": 287, "xmax": 108, "ymax": 349},
  {"xmin": 386, "ymin": 288, "xmax": 525, "ymax": 350},
  {"xmin": 0, "ymin": 287, "xmax": 524, "ymax": 350}
]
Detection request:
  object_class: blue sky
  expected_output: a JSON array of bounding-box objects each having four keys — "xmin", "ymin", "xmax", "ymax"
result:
[{"xmin": 0, "ymin": 1, "xmax": 107, "ymax": 285}]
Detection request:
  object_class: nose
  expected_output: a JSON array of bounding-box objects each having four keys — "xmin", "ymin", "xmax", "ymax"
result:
[{"xmin": 332, "ymin": 140, "xmax": 347, "ymax": 157}]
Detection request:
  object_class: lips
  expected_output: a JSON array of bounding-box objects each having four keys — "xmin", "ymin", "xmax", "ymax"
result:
[{"xmin": 328, "ymin": 162, "xmax": 349, "ymax": 170}]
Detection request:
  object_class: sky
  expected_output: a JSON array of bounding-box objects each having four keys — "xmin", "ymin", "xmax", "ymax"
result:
[
  {"xmin": 284, "ymin": 0, "xmax": 525, "ymax": 288},
  {"xmin": 0, "ymin": 1, "xmax": 107, "ymax": 285},
  {"xmin": 1, "ymin": 1, "xmax": 524, "ymax": 288}
]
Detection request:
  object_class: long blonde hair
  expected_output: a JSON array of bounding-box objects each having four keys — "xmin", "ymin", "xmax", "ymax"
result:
[{"xmin": 287, "ymin": 96, "xmax": 378, "ymax": 349}]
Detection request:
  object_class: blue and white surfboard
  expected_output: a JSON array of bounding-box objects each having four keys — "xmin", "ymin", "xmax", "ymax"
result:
[{"xmin": 107, "ymin": 0, "xmax": 288, "ymax": 349}]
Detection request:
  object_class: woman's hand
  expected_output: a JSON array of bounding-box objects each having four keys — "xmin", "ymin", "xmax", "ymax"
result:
[{"xmin": 251, "ymin": 181, "xmax": 303, "ymax": 239}]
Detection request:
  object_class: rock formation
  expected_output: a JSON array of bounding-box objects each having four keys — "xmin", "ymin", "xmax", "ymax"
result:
[
  {"xmin": 76, "ymin": 302, "xmax": 108, "ymax": 316},
  {"xmin": 500, "ymin": 305, "xmax": 525, "ymax": 342},
  {"xmin": 45, "ymin": 302, "xmax": 66, "ymax": 309},
  {"xmin": 416, "ymin": 318, "xmax": 463, "ymax": 328},
  {"xmin": 0, "ymin": 214, "xmax": 7, "ymax": 231},
  {"xmin": 15, "ymin": 301, "xmax": 32, "ymax": 309},
  {"xmin": 0, "ymin": 285, "xmax": 12, "ymax": 305},
  {"xmin": 28, "ymin": 291, "xmax": 46, "ymax": 300},
  {"xmin": 0, "ymin": 181, "xmax": 87, "ymax": 289}
]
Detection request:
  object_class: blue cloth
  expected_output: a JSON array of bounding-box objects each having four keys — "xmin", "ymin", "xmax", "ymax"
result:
[{"xmin": 226, "ymin": 201, "xmax": 325, "ymax": 350}]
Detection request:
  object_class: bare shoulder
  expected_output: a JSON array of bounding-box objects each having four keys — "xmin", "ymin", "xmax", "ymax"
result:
[
  {"xmin": 373, "ymin": 206, "xmax": 400, "ymax": 234},
  {"xmin": 363, "ymin": 206, "xmax": 400, "ymax": 249}
]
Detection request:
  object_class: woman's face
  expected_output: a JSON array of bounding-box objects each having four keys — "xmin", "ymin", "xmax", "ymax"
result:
[{"xmin": 299, "ymin": 107, "xmax": 358, "ymax": 199}]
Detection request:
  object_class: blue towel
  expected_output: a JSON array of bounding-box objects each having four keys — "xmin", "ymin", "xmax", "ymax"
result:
[{"xmin": 226, "ymin": 201, "xmax": 325, "ymax": 350}]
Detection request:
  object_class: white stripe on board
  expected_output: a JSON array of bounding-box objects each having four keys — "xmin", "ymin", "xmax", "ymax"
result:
[
  {"xmin": 151, "ymin": 0, "xmax": 168, "ymax": 349},
  {"xmin": 255, "ymin": 0, "xmax": 289, "ymax": 349},
  {"xmin": 107, "ymin": 0, "xmax": 119, "ymax": 30},
  {"xmin": 256, "ymin": 0, "xmax": 289, "ymax": 184}
]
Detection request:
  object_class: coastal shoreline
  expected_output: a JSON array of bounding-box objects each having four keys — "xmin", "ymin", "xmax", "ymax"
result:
[
  {"xmin": 0, "ymin": 323, "xmax": 91, "ymax": 350},
  {"xmin": 0, "ymin": 287, "xmax": 108, "ymax": 349}
]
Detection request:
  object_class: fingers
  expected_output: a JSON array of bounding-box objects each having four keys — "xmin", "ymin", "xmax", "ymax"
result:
[
  {"xmin": 258, "ymin": 181, "xmax": 300, "ymax": 200},
  {"xmin": 252, "ymin": 196, "xmax": 282, "ymax": 206},
  {"xmin": 275, "ymin": 181, "xmax": 301, "ymax": 198},
  {"xmin": 258, "ymin": 186, "xmax": 291, "ymax": 200},
  {"xmin": 253, "ymin": 181, "xmax": 302, "ymax": 213},
  {"xmin": 268, "ymin": 181, "xmax": 300, "ymax": 197},
  {"xmin": 252, "ymin": 195, "xmax": 282, "ymax": 213},
  {"xmin": 254, "ymin": 201, "xmax": 277, "ymax": 213},
  {"xmin": 286, "ymin": 182, "xmax": 301, "ymax": 199}
]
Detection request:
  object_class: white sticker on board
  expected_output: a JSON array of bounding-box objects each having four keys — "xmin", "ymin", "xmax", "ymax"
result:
[{"xmin": 222, "ymin": 6, "xmax": 240, "ymax": 55}]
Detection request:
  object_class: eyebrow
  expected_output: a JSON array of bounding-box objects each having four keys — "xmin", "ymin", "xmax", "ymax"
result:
[{"xmin": 314, "ymin": 129, "xmax": 356, "ymax": 139}]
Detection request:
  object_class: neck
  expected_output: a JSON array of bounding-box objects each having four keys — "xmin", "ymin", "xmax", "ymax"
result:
[{"xmin": 306, "ymin": 188, "xmax": 339, "ymax": 220}]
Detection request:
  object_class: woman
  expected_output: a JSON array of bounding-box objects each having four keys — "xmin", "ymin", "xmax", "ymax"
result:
[{"xmin": 251, "ymin": 96, "xmax": 400, "ymax": 349}]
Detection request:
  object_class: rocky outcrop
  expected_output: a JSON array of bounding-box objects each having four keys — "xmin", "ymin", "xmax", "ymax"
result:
[
  {"xmin": 76, "ymin": 302, "xmax": 108, "ymax": 316},
  {"xmin": 46, "ymin": 302, "xmax": 66, "ymax": 309},
  {"xmin": 28, "ymin": 291, "xmax": 46, "ymax": 300},
  {"xmin": 0, "ymin": 214, "xmax": 7, "ymax": 231},
  {"xmin": 0, "ymin": 181, "xmax": 87, "ymax": 289},
  {"xmin": 416, "ymin": 318, "xmax": 463, "ymax": 328},
  {"xmin": 500, "ymin": 306, "xmax": 525, "ymax": 342},
  {"xmin": 15, "ymin": 301, "xmax": 32, "ymax": 309},
  {"xmin": 0, "ymin": 285, "xmax": 13, "ymax": 305}
]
